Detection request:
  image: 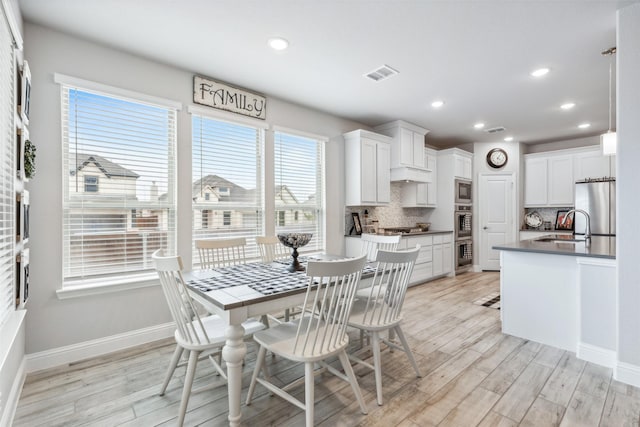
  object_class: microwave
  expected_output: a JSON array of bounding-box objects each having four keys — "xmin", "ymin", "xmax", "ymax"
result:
[{"xmin": 455, "ymin": 179, "xmax": 472, "ymax": 204}]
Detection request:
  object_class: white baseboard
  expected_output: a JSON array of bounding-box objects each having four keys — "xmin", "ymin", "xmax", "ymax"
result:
[
  {"xmin": 26, "ymin": 322, "xmax": 175, "ymax": 373},
  {"xmin": 577, "ymin": 342, "xmax": 616, "ymax": 368},
  {"xmin": 0, "ymin": 354, "xmax": 26, "ymax": 427},
  {"xmin": 615, "ymin": 361, "xmax": 640, "ymax": 389}
]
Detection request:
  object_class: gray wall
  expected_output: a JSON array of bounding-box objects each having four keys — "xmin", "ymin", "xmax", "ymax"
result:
[
  {"xmin": 617, "ymin": 3, "xmax": 640, "ymax": 372},
  {"xmin": 24, "ymin": 22, "xmax": 365, "ymax": 353}
]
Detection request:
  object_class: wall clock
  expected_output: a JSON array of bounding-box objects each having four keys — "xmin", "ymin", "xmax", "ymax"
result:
[{"xmin": 486, "ymin": 148, "xmax": 508, "ymax": 169}]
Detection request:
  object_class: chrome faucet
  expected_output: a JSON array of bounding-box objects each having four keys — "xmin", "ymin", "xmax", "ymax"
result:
[{"xmin": 563, "ymin": 209, "xmax": 591, "ymax": 245}]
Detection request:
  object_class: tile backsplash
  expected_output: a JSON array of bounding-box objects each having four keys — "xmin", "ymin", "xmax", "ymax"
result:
[
  {"xmin": 345, "ymin": 182, "xmax": 432, "ymax": 235},
  {"xmin": 523, "ymin": 207, "xmax": 572, "ymax": 230}
]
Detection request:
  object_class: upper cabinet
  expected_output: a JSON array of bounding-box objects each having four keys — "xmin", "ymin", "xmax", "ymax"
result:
[
  {"xmin": 524, "ymin": 153, "xmax": 573, "ymax": 207},
  {"xmin": 343, "ymin": 130, "xmax": 392, "ymax": 206},
  {"xmin": 454, "ymin": 153, "xmax": 473, "ymax": 180},
  {"xmin": 401, "ymin": 148, "xmax": 438, "ymax": 208},
  {"xmin": 524, "ymin": 146, "xmax": 614, "ymax": 207},
  {"xmin": 374, "ymin": 120, "xmax": 429, "ymax": 170}
]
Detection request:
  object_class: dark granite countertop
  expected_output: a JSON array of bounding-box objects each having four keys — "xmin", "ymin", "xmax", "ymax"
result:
[
  {"xmin": 345, "ymin": 230, "xmax": 453, "ymax": 238},
  {"xmin": 494, "ymin": 234, "xmax": 616, "ymax": 259}
]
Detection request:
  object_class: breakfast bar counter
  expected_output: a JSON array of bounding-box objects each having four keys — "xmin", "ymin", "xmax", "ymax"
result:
[{"xmin": 494, "ymin": 235, "xmax": 617, "ymax": 368}]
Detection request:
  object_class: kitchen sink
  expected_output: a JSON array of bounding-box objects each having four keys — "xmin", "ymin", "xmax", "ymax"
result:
[{"xmin": 535, "ymin": 236, "xmax": 586, "ymax": 243}]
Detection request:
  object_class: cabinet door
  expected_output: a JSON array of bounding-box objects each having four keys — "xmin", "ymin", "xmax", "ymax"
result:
[
  {"xmin": 425, "ymin": 150, "xmax": 437, "ymax": 171},
  {"xmin": 399, "ymin": 128, "xmax": 414, "ymax": 167},
  {"xmin": 426, "ymin": 181, "xmax": 437, "ymax": 206},
  {"xmin": 574, "ymin": 150, "xmax": 610, "ymax": 181},
  {"xmin": 412, "ymin": 132, "xmax": 425, "ymax": 168},
  {"xmin": 524, "ymin": 157, "xmax": 548, "ymax": 206},
  {"xmin": 442, "ymin": 243, "xmax": 452, "ymax": 274},
  {"xmin": 376, "ymin": 141, "xmax": 391, "ymax": 203},
  {"xmin": 432, "ymin": 244, "xmax": 443, "ymax": 276},
  {"xmin": 454, "ymin": 155, "xmax": 472, "ymax": 179},
  {"xmin": 548, "ymin": 155, "xmax": 574, "ymax": 205},
  {"xmin": 360, "ymin": 138, "xmax": 378, "ymax": 204}
]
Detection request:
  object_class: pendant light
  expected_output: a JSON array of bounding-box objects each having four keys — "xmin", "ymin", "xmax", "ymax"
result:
[{"xmin": 601, "ymin": 47, "xmax": 617, "ymax": 155}]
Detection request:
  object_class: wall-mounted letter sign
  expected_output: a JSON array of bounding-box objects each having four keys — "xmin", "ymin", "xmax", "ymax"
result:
[{"xmin": 193, "ymin": 75, "xmax": 266, "ymax": 120}]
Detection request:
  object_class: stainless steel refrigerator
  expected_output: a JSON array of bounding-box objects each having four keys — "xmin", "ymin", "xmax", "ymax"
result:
[{"xmin": 574, "ymin": 178, "xmax": 616, "ymax": 236}]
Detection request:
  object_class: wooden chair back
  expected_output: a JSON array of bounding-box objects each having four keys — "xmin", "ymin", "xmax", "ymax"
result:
[
  {"xmin": 293, "ymin": 255, "xmax": 367, "ymax": 357},
  {"xmin": 359, "ymin": 246, "xmax": 420, "ymax": 327},
  {"xmin": 152, "ymin": 249, "xmax": 211, "ymax": 346},
  {"xmin": 256, "ymin": 236, "xmax": 289, "ymax": 263},
  {"xmin": 360, "ymin": 233, "xmax": 401, "ymax": 262},
  {"xmin": 195, "ymin": 237, "xmax": 247, "ymax": 269}
]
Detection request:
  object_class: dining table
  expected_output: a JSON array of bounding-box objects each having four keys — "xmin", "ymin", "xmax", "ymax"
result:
[{"xmin": 184, "ymin": 254, "xmax": 376, "ymax": 427}]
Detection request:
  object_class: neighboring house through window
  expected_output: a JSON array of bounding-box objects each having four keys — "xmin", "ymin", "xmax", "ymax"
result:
[
  {"xmin": 84, "ymin": 175, "xmax": 98, "ymax": 192},
  {"xmin": 58, "ymin": 75, "xmax": 179, "ymax": 286},
  {"xmin": 191, "ymin": 111, "xmax": 265, "ymax": 263},
  {"xmin": 274, "ymin": 129, "xmax": 325, "ymax": 252}
]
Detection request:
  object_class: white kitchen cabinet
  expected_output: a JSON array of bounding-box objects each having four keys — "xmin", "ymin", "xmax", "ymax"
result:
[
  {"xmin": 374, "ymin": 120, "xmax": 429, "ymax": 170},
  {"xmin": 425, "ymin": 148, "xmax": 437, "ymax": 206},
  {"xmin": 524, "ymin": 157, "xmax": 548, "ymax": 206},
  {"xmin": 574, "ymin": 148, "xmax": 611, "ymax": 181},
  {"xmin": 524, "ymin": 153, "xmax": 573, "ymax": 207},
  {"xmin": 454, "ymin": 154, "xmax": 472, "ymax": 180},
  {"xmin": 344, "ymin": 130, "xmax": 392, "ymax": 206},
  {"xmin": 442, "ymin": 242, "xmax": 453, "ymax": 274},
  {"xmin": 525, "ymin": 146, "xmax": 617, "ymax": 208},
  {"xmin": 548, "ymin": 155, "xmax": 574, "ymax": 205}
]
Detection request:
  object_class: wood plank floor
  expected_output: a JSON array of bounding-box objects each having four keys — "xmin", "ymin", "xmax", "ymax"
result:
[{"xmin": 14, "ymin": 272, "xmax": 640, "ymax": 426}]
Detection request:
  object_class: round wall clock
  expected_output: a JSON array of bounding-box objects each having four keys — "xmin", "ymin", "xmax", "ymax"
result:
[{"xmin": 486, "ymin": 148, "xmax": 508, "ymax": 169}]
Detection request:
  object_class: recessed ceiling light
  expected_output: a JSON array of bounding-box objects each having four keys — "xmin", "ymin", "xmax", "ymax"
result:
[
  {"xmin": 530, "ymin": 67, "xmax": 550, "ymax": 77},
  {"xmin": 578, "ymin": 123, "xmax": 591, "ymax": 129},
  {"xmin": 268, "ymin": 37, "xmax": 289, "ymax": 51},
  {"xmin": 431, "ymin": 100, "xmax": 444, "ymax": 108},
  {"xmin": 474, "ymin": 122, "xmax": 485, "ymax": 129},
  {"xmin": 561, "ymin": 102, "xmax": 576, "ymax": 110},
  {"xmin": 504, "ymin": 136, "xmax": 514, "ymax": 142}
]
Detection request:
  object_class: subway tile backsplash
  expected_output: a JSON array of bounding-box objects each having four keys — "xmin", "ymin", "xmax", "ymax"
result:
[{"xmin": 345, "ymin": 182, "xmax": 432, "ymax": 235}]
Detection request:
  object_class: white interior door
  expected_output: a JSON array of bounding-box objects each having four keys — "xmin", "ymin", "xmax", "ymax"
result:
[{"xmin": 479, "ymin": 173, "xmax": 516, "ymax": 271}]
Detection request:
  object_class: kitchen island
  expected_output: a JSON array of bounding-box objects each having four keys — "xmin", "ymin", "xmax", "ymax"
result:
[{"xmin": 494, "ymin": 235, "xmax": 617, "ymax": 368}]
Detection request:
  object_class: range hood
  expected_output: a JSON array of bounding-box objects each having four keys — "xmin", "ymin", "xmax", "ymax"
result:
[{"xmin": 390, "ymin": 167, "xmax": 432, "ymax": 183}]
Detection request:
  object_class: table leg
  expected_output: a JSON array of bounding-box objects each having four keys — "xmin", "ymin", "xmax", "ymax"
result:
[{"xmin": 222, "ymin": 323, "xmax": 247, "ymax": 427}]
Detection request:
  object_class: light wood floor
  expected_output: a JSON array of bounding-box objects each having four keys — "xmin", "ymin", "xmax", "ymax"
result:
[{"xmin": 14, "ymin": 272, "xmax": 640, "ymax": 426}]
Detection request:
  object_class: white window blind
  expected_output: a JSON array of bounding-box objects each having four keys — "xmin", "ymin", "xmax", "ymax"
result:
[
  {"xmin": 61, "ymin": 85, "xmax": 177, "ymax": 285},
  {"xmin": 192, "ymin": 114, "xmax": 263, "ymax": 262},
  {"xmin": 0, "ymin": 9, "xmax": 15, "ymax": 327},
  {"xmin": 274, "ymin": 131, "xmax": 325, "ymax": 253}
]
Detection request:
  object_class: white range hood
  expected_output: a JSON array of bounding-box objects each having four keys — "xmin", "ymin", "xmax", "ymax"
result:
[{"xmin": 390, "ymin": 167, "xmax": 432, "ymax": 183}]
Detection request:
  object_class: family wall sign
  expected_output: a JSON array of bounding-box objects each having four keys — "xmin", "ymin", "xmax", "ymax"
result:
[{"xmin": 193, "ymin": 75, "xmax": 267, "ymax": 120}]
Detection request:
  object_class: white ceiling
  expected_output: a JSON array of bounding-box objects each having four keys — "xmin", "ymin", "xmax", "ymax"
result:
[{"xmin": 18, "ymin": 0, "xmax": 637, "ymax": 148}]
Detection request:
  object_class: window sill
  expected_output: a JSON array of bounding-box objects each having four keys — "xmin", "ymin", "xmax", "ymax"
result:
[{"xmin": 56, "ymin": 272, "xmax": 159, "ymax": 300}]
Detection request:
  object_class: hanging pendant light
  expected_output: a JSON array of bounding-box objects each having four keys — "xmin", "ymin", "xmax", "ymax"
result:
[{"xmin": 601, "ymin": 47, "xmax": 617, "ymax": 155}]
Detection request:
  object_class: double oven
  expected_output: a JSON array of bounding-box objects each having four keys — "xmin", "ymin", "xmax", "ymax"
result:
[{"xmin": 454, "ymin": 179, "xmax": 473, "ymax": 272}]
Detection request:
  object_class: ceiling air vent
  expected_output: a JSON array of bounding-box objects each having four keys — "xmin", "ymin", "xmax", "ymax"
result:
[
  {"xmin": 364, "ymin": 64, "xmax": 399, "ymax": 82},
  {"xmin": 485, "ymin": 126, "xmax": 506, "ymax": 133}
]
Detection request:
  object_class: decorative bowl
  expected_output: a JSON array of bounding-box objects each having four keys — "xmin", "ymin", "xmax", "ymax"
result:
[
  {"xmin": 277, "ymin": 233, "xmax": 312, "ymax": 272},
  {"xmin": 277, "ymin": 233, "xmax": 312, "ymax": 249}
]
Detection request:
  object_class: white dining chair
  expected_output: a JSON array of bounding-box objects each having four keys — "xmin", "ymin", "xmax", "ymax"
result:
[
  {"xmin": 347, "ymin": 246, "xmax": 422, "ymax": 406},
  {"xmin": 195, "ymin": 237, "xmax": 247, "ymax": 269},
  {"xmin": 152, "ymin": 249, "xmax": 265, "ymax": 427},
  {"xmin": 256, "ymin": 235, "xmax": 289, "ymax": 263},
  {"xmin": 245, "ymin": 255, "xmax": 369, "ymax": 427},
  {"xmin": 360, "ymin": 233, "xmax": 401, "ymax": 262}
]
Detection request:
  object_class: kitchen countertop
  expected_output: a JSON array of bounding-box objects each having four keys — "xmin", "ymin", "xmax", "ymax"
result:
[
  {"xmin": 345, "ymin": 230, "xmax": 453, "ymax": 238},
  {"xmin": 494, "ymin": 234, "xmax": 616, "ymax": 259}
]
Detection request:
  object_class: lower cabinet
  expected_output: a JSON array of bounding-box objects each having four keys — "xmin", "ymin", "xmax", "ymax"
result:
[{"xmin": 345, "ymin": 232, "xmax": 453, "ymax": 285}]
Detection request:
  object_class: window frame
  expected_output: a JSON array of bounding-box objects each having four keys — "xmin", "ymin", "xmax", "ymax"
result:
[{"xmin": 55, "ymin": 74, "xmax": 181, "ymax": 292}]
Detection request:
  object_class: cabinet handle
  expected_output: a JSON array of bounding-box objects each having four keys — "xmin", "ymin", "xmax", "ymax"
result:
[{"xmin": 483, "ymin": 226, "xmax": 488, "ymax": 230}]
